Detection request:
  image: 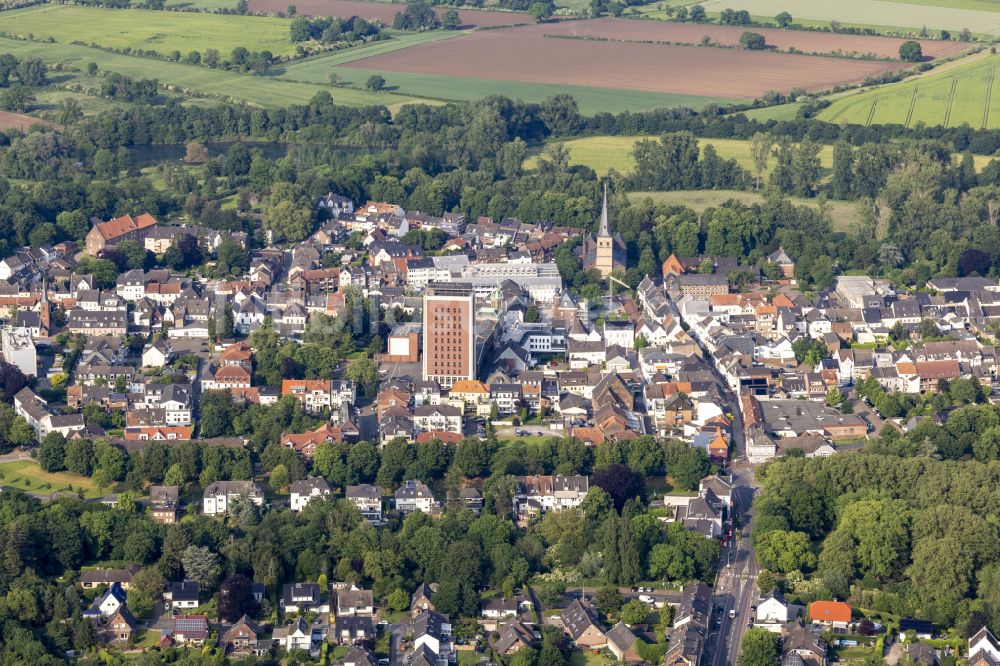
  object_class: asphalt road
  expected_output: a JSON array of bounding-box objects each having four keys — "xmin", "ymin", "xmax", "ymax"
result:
[{"xmin": 697, "ymin": 338, "xmax": 760, "ymax": 666}]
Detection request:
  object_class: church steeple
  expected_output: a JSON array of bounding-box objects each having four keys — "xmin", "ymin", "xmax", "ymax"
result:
[{"xmin": 598, "ymin": 182, "xmax": 610, "ymax": 238}]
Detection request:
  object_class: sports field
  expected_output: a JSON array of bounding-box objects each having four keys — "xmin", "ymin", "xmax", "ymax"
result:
[
  {"xmin": 695, "ymin": 0, "xmax": 1000, "ymax": 35},
  {"xmin": 818, "ymin": 51, "xmax": 1000, "ymax": 127},
  {"xmin": 524, "ymin": 136, "xmax": 836, "ymax": 177},
  {"xmin": 0, "ymin": 4, "xmax": 298, "ymax": 57}
]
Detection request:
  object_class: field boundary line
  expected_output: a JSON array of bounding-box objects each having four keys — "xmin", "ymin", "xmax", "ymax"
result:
[
  {"xmin": 984, "ymin": 66, "xmax": 995, "ymax": 128},
  {"xmin": 865, "ymin": 95, "xmax": 878, "ymax": 126},
  {"xmin": 943, "ymin": 76, "xmax": 958, "ymax": 127},
  {"xmin": 905, "ymin": 85, "xmax": 918, "ymax": 128}
]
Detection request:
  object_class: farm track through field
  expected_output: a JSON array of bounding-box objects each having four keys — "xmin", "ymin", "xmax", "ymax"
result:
[
  {"xmin": 905, "ymin": 86, "xmax": 919, "ymax": 127},
  {"xmin": 944, "ymin": 76, "xmax": 959, "ymax": 127},
  {"xmin": 984, "ymin": 67, "xmax": 995, "ymax": 128},
  {"xmin": 865, "ymin": 96, "xmax": 879, "ymax": 126}
]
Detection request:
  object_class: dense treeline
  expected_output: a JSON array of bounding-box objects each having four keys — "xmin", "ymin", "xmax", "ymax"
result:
[{"xmin": 754, "ymin": 432, "xmax": 1000, "ymax": 632}]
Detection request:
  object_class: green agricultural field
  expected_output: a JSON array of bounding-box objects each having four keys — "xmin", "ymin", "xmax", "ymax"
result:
[
  {"xmin": 317, "ymin": 67, "xmax": 738, "ymax": 114},
  {"xmin": 694, "ymin": 0, "xmax": 1000, "ymax": 35},
  {"xmin": 165, "ymin": 0, "xmax": 239, "ymax": 9},
  {"xmin": 0, "ymin": 4, "xmax": 297, "ymax": 57},
  {"xmin": 628, "ymin": 190, "xmax": 862, "ymax": 232},
  {"xmin": 819, "ymin": 51, "xmax": 1000, "ymax": 128},
  {"xmin": 523, "ymin": 136, "xmax": 835, "ymax": 177},
  {"xmin": 0, "ymin": 36, "xmax": 426, "ymax": 108},
  {"xmin": 0, "ymin": 460, "xmax": 103, "ymax": 499}
]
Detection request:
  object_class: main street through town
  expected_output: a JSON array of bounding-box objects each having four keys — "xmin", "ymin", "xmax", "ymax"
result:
[{"xmin": 703, "ymin": 358, "xmax": 760, "ymax": 666}]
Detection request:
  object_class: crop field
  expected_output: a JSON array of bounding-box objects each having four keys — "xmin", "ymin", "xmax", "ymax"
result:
[
  {"xmin": 0, "ymin": 4, "xmax": 299, "ymax": 57},
  {"xmin": 0, "ymin": 36, "xmax": 427, "ymax": 108},
  {"xmin": 818, "ymin": 51, "xmax": 1000, "ymax": 127},
  {"xmin": 341, "ymin": 22, "xmax": 915, "ymax": 97},
  {"xmin": 282, "ymin": 60, "xmax": 733, "ymax": 112},
  {"xmin": 0, "ymin": 110, "xmax": 61, "ymax": 131},
  {"xmin": 524, "ymin": 135, "xmax": 835, "ymax": 176},
  {"xmin": 247, "ymin": 0, "xmax": 531, "ymax": 27},
  {"xmin": 695, "ymin": 0, "xmax": 1000, "ymax": 35},
  {"xmin": 539, "ymin": 18, "xmax": 968, "ymax": 60}
]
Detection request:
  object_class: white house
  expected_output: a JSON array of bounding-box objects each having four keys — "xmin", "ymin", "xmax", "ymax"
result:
[
  {"xmin": 289, "ymin": 476, "xmax": 332, "ymax": 512},
  {"xmin": 346, "ymin": 484, "xmax": 383, "ymax": 525},
  {"xmin": 395, "ymin": 480, "xmax": 437, "ymax": 515},
  {"xmin": 273, "ymin": 618, "xmax": 315, "ymax": 653},
  {"xmin": 97, "ymin": 584, "xmax": 127, "ymax": 617},
  {"xmin": 412, "ymin": 405, "xmax": 463, "ymax": 435},
  {"xmin": 202, "ymin": 480, "xmax": 265, "ymax": 516},
  {"xmin": 755, "ymin": 590, "xmax": 788, "ymax": 629}
]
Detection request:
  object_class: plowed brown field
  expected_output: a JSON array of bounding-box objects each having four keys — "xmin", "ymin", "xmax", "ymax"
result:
[
  {"xmin": 341, "ymin": 23, "xmax": 919, "ymax": 97},
  {"xmin": 247, "ymin": 0, "xmax": 530, "ymax": 27},
  {"xmin": 0, "ymin": 111, "xmax": 60, "ymax": 132},
  {"xmin": 539, "ymin": 19, "xmax": 969, "ymax": 60}
]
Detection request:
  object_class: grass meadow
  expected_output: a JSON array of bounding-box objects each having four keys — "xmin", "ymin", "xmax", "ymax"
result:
[
  {"xmin": 0, "ymin": 36, "xmax": 427, "ymax": 108},
  {"xmin": 523, "ymin": 135, "xmax": 836, "ymax": 177},
  {"xmin": 0, "ymin": 4, "xmax": 299, "ymax": 56},
  {"xmin": 628, "ymin": 190, "xmax": 863, "ymax": 232},
  {"xmin": 0, "ymin": 459, "xmax": 102, "ymax": 498}
]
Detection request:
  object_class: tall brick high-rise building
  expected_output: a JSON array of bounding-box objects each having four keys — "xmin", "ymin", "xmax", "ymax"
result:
[{"xmin": 422, "ymin": 283, "xmax": 475, "ymax": 388}]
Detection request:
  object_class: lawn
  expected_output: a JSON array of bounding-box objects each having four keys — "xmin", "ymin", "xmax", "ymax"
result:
[
  {"xmin": 0, "ymin": 4, "xmax": 299, "ymax": 57},
  {"xmin": 0, "ymin": 36, "xmax": 426, "ymax": 108},
  {"xmin": 628, "ymin": 190, "xmax": 862, "ymax": 232},
  {"xmin": 496, "ymin": 435, "xmax": 557, "ymax": 446},
  {"xmin": 0, "ymin": 460, "xmax": 103, "ymax": 499},
  {"xmin": 819, "ymin": 51, "xmax": 1000, "ymax": 128},
  {"xmin": 134, "ymin": 629, "xmax": 162, "ymax": 648},
  {"xmin": 569, "ymin": 649, "xmax": 616, "ymax": 666},
  {"xmin": 524, "ymin": 135, "xmax": 835, "ymax": 178}
]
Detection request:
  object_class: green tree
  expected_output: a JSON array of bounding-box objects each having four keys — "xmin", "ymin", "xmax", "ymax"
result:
[
  {"xmin": 739, "ymin": 31, "xmax": 766, "ymax": 49},
  {"xmin": 442, "ymin": 8, "xmax": 460, "ymax": 29},
  {"xmin": 620, "ymin": 599, "xmax": 649, "ymax": 625},
  {"xmin": 182, "ymin": 545, "xmax": 221, "ymax": 590},
  {"xmin": 775, "ymin": 11, "xmax": 792, "ymax": 26},
  {"xmin": 365, "ymin": 74, "xmax": 386, "ymax": 92},
  {"xmin": 64, "ymin": 438, "xmax": 94, "ymax": 476},
  {"xmin": 269, "ymin": 463, "xmax": 290, "ymax": 492},
  {"xmin": 263, "ymin": 182, "xmax": 314, "ymax": 243},
  {"xmin": 899, "ymin": 40, "xmax": 923, "ymax": 62},
  {"xmin": 739, "ymin": 628, "xmax": 779, "ymax": 666},
  {"xmin": 163, "ymin": 463, "xmax": 186, "ymax": 487},
  {"xmin": 38, "ymin": 432, "xmax": 66, "ymax": 472},
  {"xmin": 594, "ymin": 585, "xmax": 623, "ymax": 617}
]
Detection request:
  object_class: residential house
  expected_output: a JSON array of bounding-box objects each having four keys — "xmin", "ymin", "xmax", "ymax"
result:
[
  {"xmin": 606, "ymin": 621, "xmax": 642, "ymax": 663},
  {"xmin": 165, "ymin": 581, "xmax": 200, "ymax": 610},
  {"xmin": 560, "ymin": 599, "xmax": 606, "ymax": 649},
  {"xmin": 493, "ymin": 621, "xmax": 539, "ymax": 656},
  {"xmin": 289, "ymin": 476, "xmax": 332, "ymax": 512},
  {"xmin": 85, "ymin": 213, "xmax": 157, "ymax": 256},
  {"xmin": 202, "ymin": 480, "xmax": 265, "ymax": 516},
  {"xmin": 783, "ymin": 621, "xmax": 827, "ymax": 666},
  {"xmin": 334, "ymin": 616, "xmax": 374, "ymax": 644},
  {"xmin": 95, "ymin": 583, "xmax": 127, "ymax": 617},
  {"xmin": 411, "ymin": 584, "xmax": 436, "ymax": 615},
  {"xmin": 79, "ymin": 565, "xmax": 140, "ymax": 590},
  {"xmin": 755, "ymin": 589, "xmax": 788, "ymax": 629},
  {"xmin": 808, "ymin": 601, "xmax": 851, "ymax": 630},
  {"xmin": 282, "ymin": 583, "xmax": 325, "ymax": 614},
  {"xmin": 172, "ymin": 615, "xmax": 209, "ymax": 645},
  {"xmin": 221, "ymin": 615, "xmax": 262, "ymax": 655},
  {"xmin": 336, "ymin": 587, "xmax": 375, "ymax": 617},
  {"xmin": 108, "ymin": 607, "xmax": 136, "ymax": 643},
  {"xmin": 150, "ymin": 485, "xmax": 180, "ymax": 525},
  {"xmin": 395, "ymin": 480, "xmax": 437, "ymax": 515},
  {"xmin": 346, "ymin": 484, "xmax": 383, "ymax": 525},
  {"xmin": 14, "ymin": 387, "xmax": 85, "ymax": 439}
]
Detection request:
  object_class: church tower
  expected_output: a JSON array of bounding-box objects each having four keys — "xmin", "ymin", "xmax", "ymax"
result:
[
  {"xmin": 38, "ymin": 278, "xmax": 51, "ymax": 337},
  {"xmin": 595, "ymin": 183, "xmax": 615, "ymax": 278}
]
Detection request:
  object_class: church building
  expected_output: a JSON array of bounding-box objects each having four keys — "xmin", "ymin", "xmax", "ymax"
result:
[{"xmin": 580, "ymin": 184, "xmax": 626, "ymax": 278}]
